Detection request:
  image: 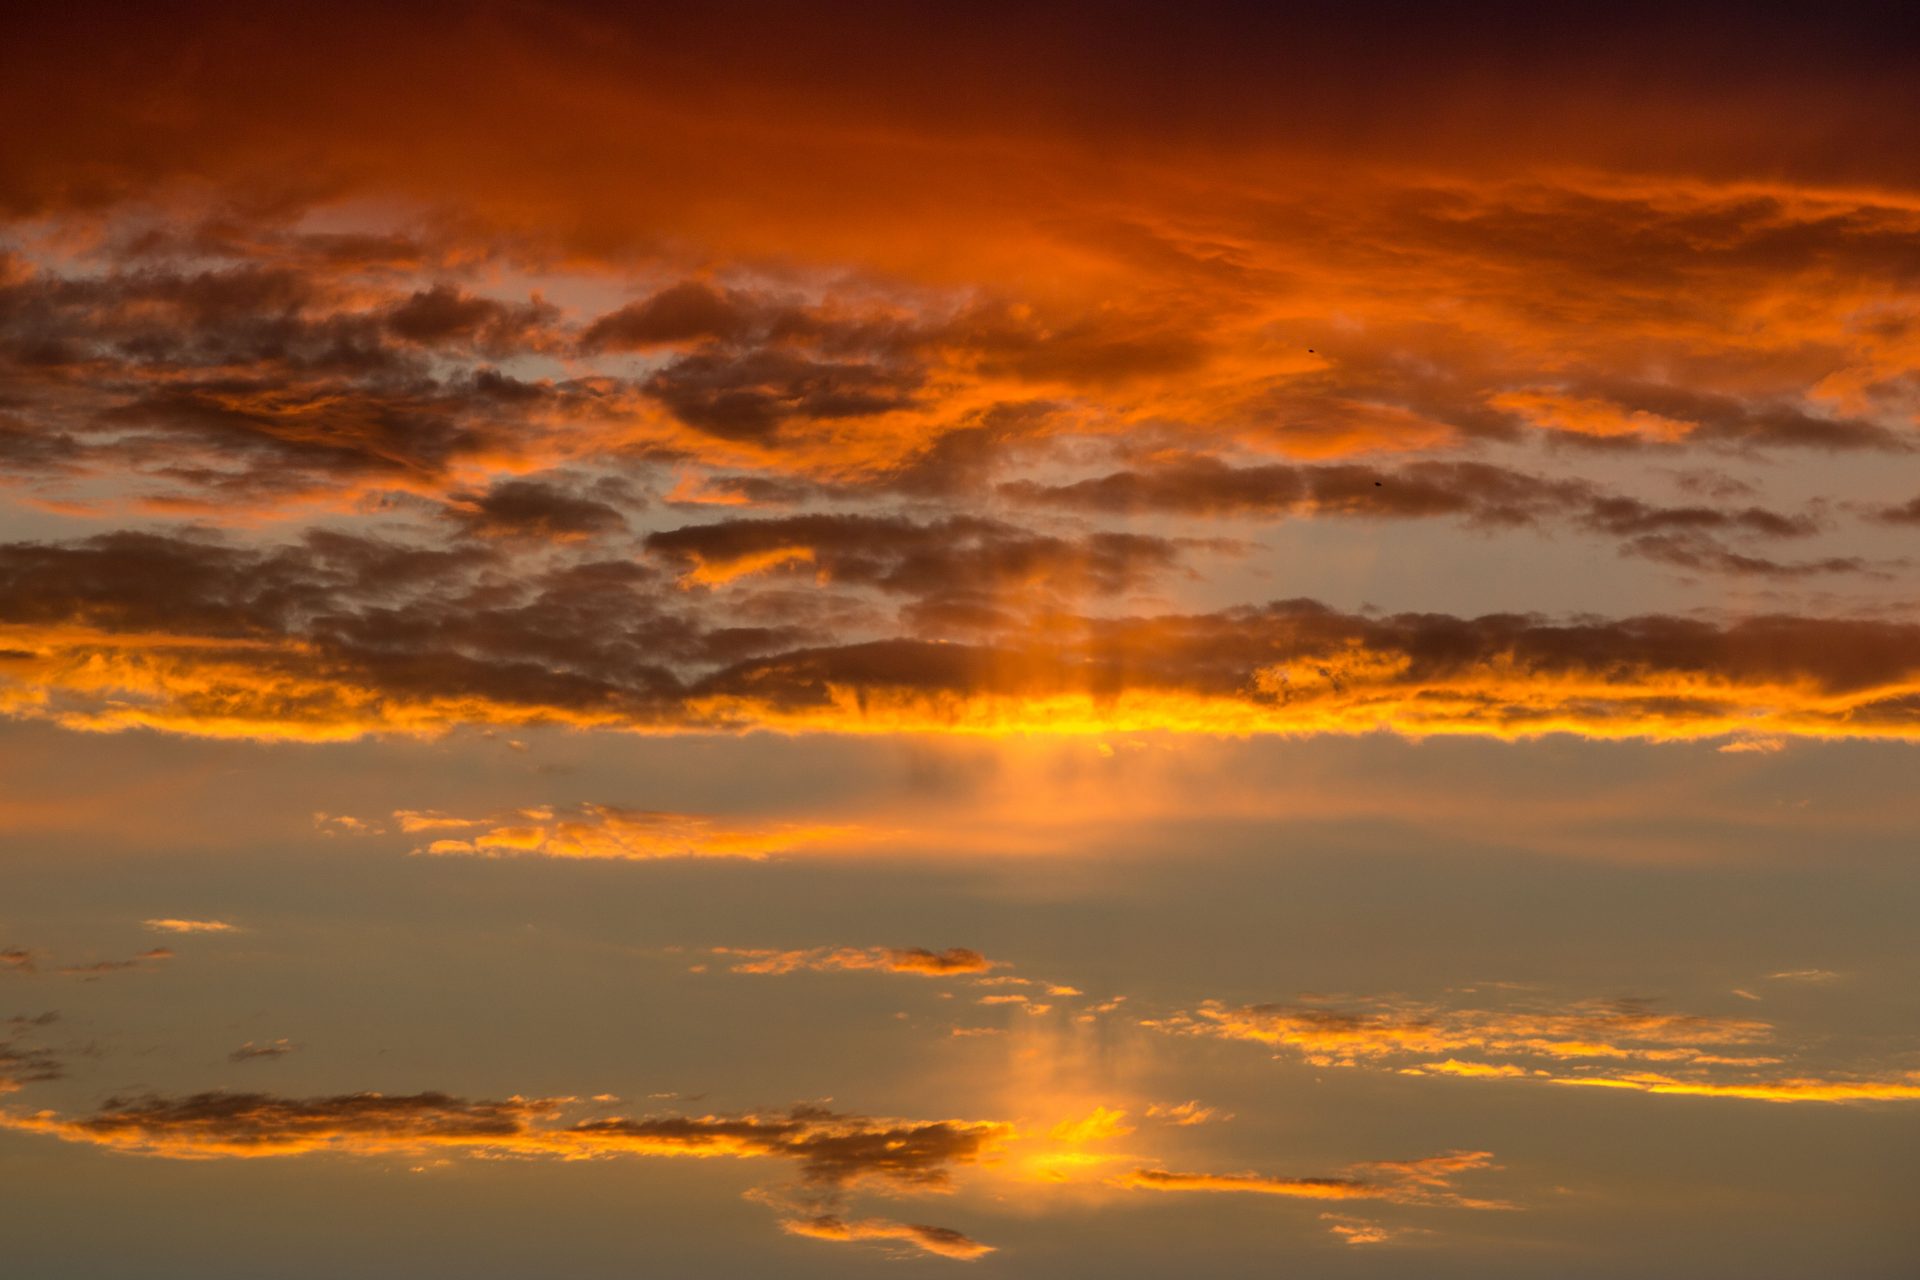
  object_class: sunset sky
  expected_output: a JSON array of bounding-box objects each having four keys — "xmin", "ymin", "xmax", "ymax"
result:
[{"xmin": 3, "ymin": 3, "xmax": 1919, "ymax": 1275}]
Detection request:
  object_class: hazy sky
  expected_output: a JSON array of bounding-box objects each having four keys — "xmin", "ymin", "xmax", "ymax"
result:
[{"xmin": 3, "ymin": 3, "xmax": 1919, "ymax": 1275}]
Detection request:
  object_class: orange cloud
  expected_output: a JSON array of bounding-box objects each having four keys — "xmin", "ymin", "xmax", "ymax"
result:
[
  {"xmin": 12, "ymin": 554, "xmax": 1920, "ymax": 744},
  {"xmin": 1487, "ymin": 390, "xmax": 1697, "ymax": 444},
  {"xmin": 1120, "ymin": 1150, "xmax": 1501, "ymax": 1207},
  {"xmin": 1, "ymin": 1088, "xmax": 1013, "ymax": 1256},
  {"xmin": 1157, "ymin": 991, "xmax": 1920, "ymax": 1106},
  {"xmin": 0, "ymin": 1091, "xmax": 1011, "ymax": 1182},
  {"xmin": 1546, "ymin": 1072, "xmax": 1920, "ymax": 1103},
  {"xmin": 1320, "ymin": 1213, "xmax": 1398, "ymax": 1245},
  {"xmin": 1048, "ymin": 1106, "xmax": 1135, "ymax": 1145},
  {"xmin": 1157, "ymin": 996, "xmax": 1773, "ymax": 1067},
  {"xmin": 143, "ymin": 918, "xmax": 240, "ymax": 934},
  {"xmin": 403, "ymin": 805, "xmax": 871, "ymax": 862},
  {"xmin": 1120, "ymin": 1167, "xmax": 1380, "ymax": 1201},
  {"xmin": 779, "ymin": 1214, "xmax": 994, "ymax": 1261},
  {"xmin": 1144, "ymin": 1100, "xmax": 1223, "ymax": 1126}
]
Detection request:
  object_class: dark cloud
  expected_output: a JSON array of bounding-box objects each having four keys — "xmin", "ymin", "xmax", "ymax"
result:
[
  {"xmin": 885, "ymin": 947, "xmax": 991, "ymax": 975},
  {"xmin": 0, "ymin": 258, "xmax": 589, "ymax": 502},
  {"xmin": 1003, "ymin": 457, "xmax": 1582, "ymax": 521},
  {"xmin": 645, "ymin": 514, "xmax": 1185, "ymax": 601},
  {"xmin": 1545, "ymin": 378, "xmax": 1904, "ymax": 451},
  {"xmin": 1005, "ymin": 455, "xmax": 1820, "ymax": 536},
  {"xmin": 449, "ymin": 477, "xmax": 631, "ymax": 541},
  {"xmin": 384, "ymin": 284, "xmax": 556, "ymax": 352},
  {"xmin": 4, "ymin": 944, "xmax": 173, "ymax": 979},
  {"xmin": 580, "ymin": 281, "xmax": 764, "ymax": 350},
  {"xmin": 579, "ymin": 280, "xmax": 932, "ymax": 443},
  {"xmin": 0, "ymin": 531, "xmax": 713, "ymax": 723},
  {"xmin": 664, "ymin": 471, "xmax": 816, "ymax": 509},
  {"xmin": 0, "ymin": 1037, "xmax": 62, "ymax": 1093},
  {"xmin": 643, "ymin": 348, "xmax": 919, "ymax": 443},
  {"xmin": 683, "ymin": 602, "xmax": 1920, "ymax": 737},
  {"xmin": 1873, "ymin": 495, "xmax": 1920, "ymax": 525},
  {"xmin": 44, "ymin": 1090, "xmax": 550, "ymax": 1150},
  {"xmin": 868, "ymin": 402, "xmax": 1069, "ymax": 498},
  {"xmin": 1004, "ymin": 456, "xmax": 1857, "ymax": 576},
  {"xmin": 12, "ymin": 1, "xmax": 1920, "ymax": 228},
  {"xmin": 57, "ymin": 948, "xmax": 173, "ymax": 978},
  {"xmin": 6, "ymin": 1087, "xmax": 1008, "ymax": 1258},
  {"xmin": 4, "ymin": 528, "xmax": 1920, "ymax": 740},
  {"xmin": 15, "ymin": 1089, "xmax": 1005, "ymax": 1190},
  {"xmin": 571, "ymin": 1106, "xmax": 998, "ymax": 1189},
  {"xmin": 1619, "ymin": 533, "xmax": 1874, "ymax": 579}
]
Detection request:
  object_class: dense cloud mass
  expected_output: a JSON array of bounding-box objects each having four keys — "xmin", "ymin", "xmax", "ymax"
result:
[
  {"xmin": 4, "ymin": 526, "xmax": 1920, "ymax": 741},
  {"xmin": 2, "ymin": 8, "xmax": 1917, "ymax": 760},
  {"xmin": 2, "ymin": 141, "xmax": 1916, "ymax": 750}
]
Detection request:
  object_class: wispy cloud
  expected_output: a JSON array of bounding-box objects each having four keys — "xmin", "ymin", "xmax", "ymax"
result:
[
  {"xmin": 144, "ymin": 918, "xmax": 241, "ymax": 935},
  {"xmin": 713, "ymin": 947, "xmax": 994, "ymax": 977}
]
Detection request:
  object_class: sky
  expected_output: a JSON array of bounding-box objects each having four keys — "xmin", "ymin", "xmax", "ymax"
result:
[{"xmin": 2, "ymin": 3, "xmax": 1919, "ymax": 1275}]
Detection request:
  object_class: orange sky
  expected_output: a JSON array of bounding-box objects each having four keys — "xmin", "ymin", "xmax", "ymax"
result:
[{"xmin": 3, "ymin": 4, "xmax": 1920, "ymax": 1276}]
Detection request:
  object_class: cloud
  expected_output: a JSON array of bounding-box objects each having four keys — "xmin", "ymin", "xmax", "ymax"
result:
[
  {"xmin": 778, "ymin": 1213, "xmax": 995, "ymax": 1260},
  {"xmin": 1005, "ymin": 456, "xmax": 1858, "ymax": 580},
  {"xmin": 1004, "ymin": 457, "xmax": 1586, "ymax": 521},
  {"xmin": 1119, "ymin": 1168, "xmax": 1381, "ymax": 1201},
  {"xmin": 144, "ymin": 918, "xmax": 241, "ymax": 935},
  {"xmin": 7, "ymin": 942, "xmax": 175, "ymax": 980},
  {"xmin": 57, "ymin": 948, "xmax": 174, "ymax": 978},
  {"xmin": 404, "ymin": 804, "xmax": 870, "ymax": 862},
  {"xmin": 11, "ymin": 530, "xmax": 1920, "ymax": 744},
  {"xmin": 1619, "ymin": 532, "xmax": 1873, "ymax": 579},
  {"xmin": 1545, "ymin": 1072, "xmax": 1920, "ymax": 1103},
  {"xmin": 643, "ymin": 348, "xmax": 921, "ymax": 445},
  {"xmin": 1, "ymin": 1089, "xmax": 1010, "ymax": 1192},
  {"xmin": 1319, "ymin": 1213, "xmax": 1398, "ymax": 1245},
  {"xmin": 229, "ymin": 1040, "xmax": 295, "ymax": 1063},
  {"xmin": 1153, "ymin": 990, "xmax": 1920, "ymax": 1106},
  {"xmin": 1120, "ymin": 1149, "xmax": 1502, "ymax": 1207},
  {"xmin": 646, "ymin": 514, "xmax": 1187, "ymax": 601},
  {"xmin": 447, "ymin": 477, "xmax": 631, "ymax": 542},
  {"xmin": 680, "ymin": 608, "xmax": 1920, "ymax": 743},
  {"xmin": 0, "ymin": 1019, "xmax": 61, "ymax": 1093},
  {"xmin": 1, "ymin": 14, "xmax": 1919, "ymax": 777},
  {"xmin": 1875, "ymin": 495, "xmax": 1920, "ymax": 525},
  {"xmin": 0, "ymin": 258, "xmax": 585, "ymax": 508},
  {"xmin": 1046, "ymin": 1106, "xmax": 1134, "ymax": 1145},
  {"xmin": 715, "ymin": 947, "xmax": 994, "ymax": 977},
  {"xmin": 6, "ymin": 164, "xmax": 1917, "ymax": 531},
  {"xmin": 1157, "ymin": 995, "xmax": 1774, "ymax": 1068},
  {"xmin": 382, "ymin": 284, "xmax": 558, "ymax": 355},
  {"xmin": 1144, "ymin": 1100, "xmax": 1224, "ymax": 1126},
  {"xmin": 1717, "ymin": 737, "xmax": 1785, "ymax": 754}
]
